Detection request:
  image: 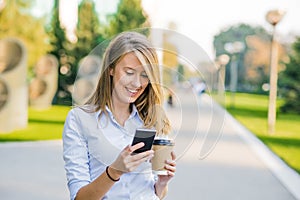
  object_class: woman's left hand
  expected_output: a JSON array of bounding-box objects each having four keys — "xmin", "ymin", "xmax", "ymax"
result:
[{"xmin": 157, "ymin": 151, "xmax": 176, "ymax": 185}]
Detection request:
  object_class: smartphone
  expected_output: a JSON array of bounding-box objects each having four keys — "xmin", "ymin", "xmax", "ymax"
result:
[{"xmin": 131, "ymin": 128, "xmax": 156, "ymax": 154}]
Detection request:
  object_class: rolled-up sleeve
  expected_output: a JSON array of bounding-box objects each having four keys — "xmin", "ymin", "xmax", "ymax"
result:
[{"xmin": 62, "ymin": 109, "xmax": 91, "ymax": 200}]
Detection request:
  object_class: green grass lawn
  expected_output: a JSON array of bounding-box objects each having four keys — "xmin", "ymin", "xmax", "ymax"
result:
[
  {"xmin": 225, "ymin": 92, "xmax": 300, "ymax": 174},
  {"xmin": 0, "ymin": 105, "xmax": 71, "ymax": 141}
]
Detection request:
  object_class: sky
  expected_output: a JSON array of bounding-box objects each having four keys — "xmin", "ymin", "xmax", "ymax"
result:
[{"xmin": 32, "ymin": 0, "xmax": 300, "ymax": 60}]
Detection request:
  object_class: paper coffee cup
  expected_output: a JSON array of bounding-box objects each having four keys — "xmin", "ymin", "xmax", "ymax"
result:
[{"xmin": 151, "ymin": 139, "xmax": 174, "ymax": 175}]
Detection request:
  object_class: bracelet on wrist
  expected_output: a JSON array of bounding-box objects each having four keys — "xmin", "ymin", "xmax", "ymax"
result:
[{"xmin": 106, "ymin": 166, "xmax": 120, "ymax": 182}]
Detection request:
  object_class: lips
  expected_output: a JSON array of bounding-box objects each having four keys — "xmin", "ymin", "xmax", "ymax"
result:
[{"xmin": 126, "ymin": 87, "xmax": 139, "ymax": 97}]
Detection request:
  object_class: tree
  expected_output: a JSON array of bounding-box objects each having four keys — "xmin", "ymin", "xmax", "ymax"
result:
[
  {"xmin": 279, "ymin": 37, "xmax": 300, "ymax": 114},
  {"xmin": 71, "ymin": 0, "xmax": 105, "ymax": 61},
  {"xmin": 0, "ymin": 0, "xmax": 50, "ymax": 69},
  {"xmin": 46, "ymin": 0, "xmax": 67, "ymax": 59},
  {"xmin": 46, "ymin": 0, "xmax": 72, "ymax": 105},
  {"xmin": 214, "ymin": 24, "xmax": 256, "ymax": 91},
  {"xmin": 106, "ymin": 0, "xmax": 149, "ymax": 37},
  {"xmin": 45, "ymin": 0, "xmax": 150, "ymax": 105},
  {"xmin": 244, "ymin": 34, "xmax": 287, "ymax": 92},
  {"xmin": 213, "ymin": 23, "xmax": 287, "ymax": 93},
  {"xmin": 46, "ymin": 0, "xmax": 105, "ymax": 105}
]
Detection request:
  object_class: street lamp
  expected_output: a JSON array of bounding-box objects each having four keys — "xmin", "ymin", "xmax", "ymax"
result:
[
  {"xmin": 224, "ymin": 41, "xmax": 245, "ymax": 108},
  {"xmin": 266, "ymin": 9, "xmax": 285, "ymax": 134},
  {"xmin": 216, "ymin": 54, "xmax": 230, "ymax": 98}
]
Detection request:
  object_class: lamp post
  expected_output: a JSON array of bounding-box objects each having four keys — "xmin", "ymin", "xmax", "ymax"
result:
[
  {"xmin": 224, "ymin": 41, "xmax": 245, "ymax": 108},
  {"xmin": 266, "ymin": 9, "xmax": 285, "ymax": 134},
  {"xmin": 217, "ymin": 54, "xmax": 230, "ymax": 98}
]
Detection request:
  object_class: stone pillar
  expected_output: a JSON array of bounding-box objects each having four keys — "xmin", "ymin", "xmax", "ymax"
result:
[
  {"xmin": 0, "ymin": 38, "xmax": 27, "ymax": 133},
  {"xmin": 73, "ymin": 55, "xmax": 101, "ymax": 105},
  {"xmin": 29, "ymin": 54, "xmax": 58, "ymax": 109}
]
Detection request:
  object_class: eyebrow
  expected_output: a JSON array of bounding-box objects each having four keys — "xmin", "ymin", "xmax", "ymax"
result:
[{"xmin": 124, "ymin": 66, "xmax": 146, "ymax": 73}]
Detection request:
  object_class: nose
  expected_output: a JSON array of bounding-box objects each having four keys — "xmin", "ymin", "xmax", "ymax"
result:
[{"xmin": 131, "ymin": 74, "xmax": 142, "ymax": 88}]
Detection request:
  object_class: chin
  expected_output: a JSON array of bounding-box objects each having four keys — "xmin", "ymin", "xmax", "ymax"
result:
[
  {"xmin": 121, "ymin": 96, "xmax": 136, "ymax": 104},
  {"xmin": 128, "ymin": 97, "xmax": 137, "ymax": 103}
]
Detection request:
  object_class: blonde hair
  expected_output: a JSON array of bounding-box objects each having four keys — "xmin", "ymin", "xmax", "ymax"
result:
[{"xmin": 86, "ymin": 31, "xmax": 171, "ymax": 134}]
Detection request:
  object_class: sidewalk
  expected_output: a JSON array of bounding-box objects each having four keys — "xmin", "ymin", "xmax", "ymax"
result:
[
  {"xmin": 0, "ymin": 140, "xmax": 69, "ymax": 200},
  {"xmin": 165, "ymin": 90, "xmax": 300, "ymax": 200},
  {"xmin": 0, "ymin": 89, "xmax": 299, "ymax": 200}
]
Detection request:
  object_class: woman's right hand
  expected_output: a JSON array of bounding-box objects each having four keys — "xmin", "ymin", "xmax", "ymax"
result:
[{"xmin": 109, "ymin": 142, "xmax": 154, "ymax": 177}]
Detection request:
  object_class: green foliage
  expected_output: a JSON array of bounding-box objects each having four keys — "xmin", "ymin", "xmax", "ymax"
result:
[
  {"xmin": 55, "ymin": 0, "xmax": 106, "ymax": 105},
  {"xmin": 46, "ymin": 0, "xmax": 67, "ymax": 59},
  {"xmin": 1, "ymin": 0, "xmax": 151, "ymax": 106},
  {"xmin": 0, "ymin": 0, "xmax": 51, "ymax": 68},
  {"xmin": 43, "ymin": 0, "xmax": 150, "ymax": 106},
  {"xmin": 46, "ymin": 0, "xmax": 106, "ymax": 106},
  {"xmin": 213, "ymin": 24, "xmax": 270, "ymax": 92},
  {"xmin": 214, "ymin": 24, "xmax": 253, "ymax": 56},
  {"xmin": 72, "ymin": 0, "xmax": 105, "ymax": 58},
  {"xmin": 214, "ymin": 24, "xmax": 270, "ymax": 56},
  {"xmin": 279, "ymin": 37, "xmax": 300, "ymax": 114},
  {"xmin": 106, "ymin": 0, "xmax": 148, "ymax": 37},
  {"xmin": 46, "ymin": 0, "xmax": 73, "ymax": 105}
]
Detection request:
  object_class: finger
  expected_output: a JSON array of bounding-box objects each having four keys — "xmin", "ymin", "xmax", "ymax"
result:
[
  {"xmin": 158, "ymin": 170, "xmax": 175, "ymax": 178},
  {"xmin": 165, "ymin": 164, "xmax": 176, "ymax": 173},
  {"xmin": 171, "ymin": 151, "xmax": 176, "ymax": 160},
  {"xmin": 129, "ymin": 142, "xmax": 145, "ymax": 152},
  {"xmin": 121, "ymin": 145, "xmax": 135, "ymax": 157},
  {"xmin": 123, "ymin": 145, "xmax": 131, "ymax": 151},
  {"xmin": 167, "ymin": 170, "xmax": 175, "ymax": 177},
  {"xmin": 131, "ymin": 150, "xmax": 154, "ymax": 161},
  {"xmin": 123, "ymin": 150, "xmax": 153, "ymax": 168},
  {"xmin": 165, "ymin": 159, "xmax": 176, "ymax": 166},
  {"xmin": 126, "ymin": 153, "xmax": 154, "ymax": 171}
]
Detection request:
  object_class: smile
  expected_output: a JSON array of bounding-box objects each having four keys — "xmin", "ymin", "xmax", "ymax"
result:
[{"xmin": 126, "ymin": 88, "xmax": 139, "ymax": 96}]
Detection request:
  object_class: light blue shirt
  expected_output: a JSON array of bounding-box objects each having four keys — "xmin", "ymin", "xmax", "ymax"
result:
[{"xmin": 62, "ymin": 105, "xmax": 159, "ymax": 200}]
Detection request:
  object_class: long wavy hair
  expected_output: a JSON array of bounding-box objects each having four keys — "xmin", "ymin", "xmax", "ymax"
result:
[{"xmin": 85, "ymin": 31, "xmax": 171, "ymax": 135}]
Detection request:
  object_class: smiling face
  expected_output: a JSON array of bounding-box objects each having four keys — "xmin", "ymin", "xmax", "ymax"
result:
[{"xmin": 110, "ymin": 52, "xmax": 149, "ymax": 108}]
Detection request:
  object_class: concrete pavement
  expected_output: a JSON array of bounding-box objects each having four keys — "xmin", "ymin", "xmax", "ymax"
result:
[
  {"xmin": 0, "ymin": 89, "xmax": 300, "ymax": 200},
  {"xmin": 0, "ymin": 140, "xmax": 69, "ymax": 200},
  {"xmin": 165, "ymin": 90, "xmax": 300, "ymax": 200}
]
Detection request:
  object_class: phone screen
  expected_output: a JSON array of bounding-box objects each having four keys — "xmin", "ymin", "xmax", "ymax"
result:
[{"xmin": 131, "ymin": 128, "xmax": 156, "ymax": 154}]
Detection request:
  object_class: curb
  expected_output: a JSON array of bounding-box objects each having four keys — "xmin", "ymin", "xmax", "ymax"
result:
[
  {"xmin": 0, "ymin": 140, "xmax": 62, "ymax": 147},
  {"xmin": 225, "ymin": 110, "xmax": 300, "ymax": 200}
]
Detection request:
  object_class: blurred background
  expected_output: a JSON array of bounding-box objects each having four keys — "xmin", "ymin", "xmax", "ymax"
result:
[
  {"xmin": 0, "ymin": 0, "xmax": 300, "ymax": 179},
  {"xmin": 1, "ymin": 0, "xmax": 300, "ymax": 102}
]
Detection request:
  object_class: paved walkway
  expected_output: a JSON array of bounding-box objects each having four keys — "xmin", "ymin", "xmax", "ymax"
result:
[
  {"xmin": 165, "ymin": 90, "xmax": 300, "ymax": 200},
  {"xmin": 0, "ymin": 140, "xmax": 68, "ymax": 200},
  {"xmin": 0, "ymin": 89, "xmax": 300, "ymax": 200}
]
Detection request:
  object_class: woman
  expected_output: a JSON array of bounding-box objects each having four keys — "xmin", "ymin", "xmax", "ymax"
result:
[{"xmin": 63, "ymin": 31, "xmax": 176, "ymax": 200}]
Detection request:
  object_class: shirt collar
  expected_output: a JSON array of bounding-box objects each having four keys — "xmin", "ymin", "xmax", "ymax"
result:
[
  {"xmin": 129, "ymin": 104, "xmax": 139, "ymax": 119},
  {"xmin": 95, "ymin": 104, "xmax": 142, "ymax": 122}
]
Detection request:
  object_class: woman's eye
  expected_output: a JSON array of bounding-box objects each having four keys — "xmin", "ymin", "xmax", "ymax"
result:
[
  {"xmin": 125, "ymin": 71, "xmax": 134, "ymax": 75},
  {"xmin": 141, "ymin": 73, "xmax": 148, "ymax": 79}
]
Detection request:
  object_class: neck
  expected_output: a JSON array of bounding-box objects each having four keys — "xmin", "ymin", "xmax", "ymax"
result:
[{"xmin": 111, "ymin": 101, "xmax": 131, "ymax": 126}]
